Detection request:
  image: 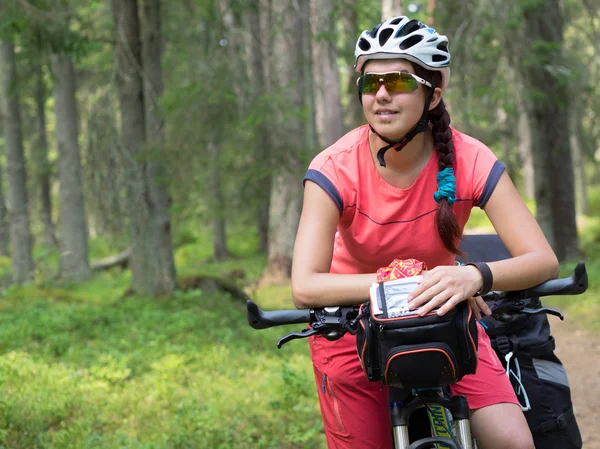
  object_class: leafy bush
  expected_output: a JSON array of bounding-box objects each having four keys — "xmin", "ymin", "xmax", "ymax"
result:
[{"xmin": 0, "ymin": 276, "xmax": 326, "ymax": 449}]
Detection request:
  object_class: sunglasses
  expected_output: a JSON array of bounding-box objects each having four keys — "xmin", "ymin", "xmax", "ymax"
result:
[{"xmin": 357, "ymin": 71, "xmax": 432, "ymax": 94}]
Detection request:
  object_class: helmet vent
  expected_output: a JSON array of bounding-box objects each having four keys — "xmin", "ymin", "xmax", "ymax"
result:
[
  {"xmin": 389, "ymin": 17, "xmax": 404, "ymax": 25},
  {"xmin": 437, "ymin": 42, "xmax": 448, "ymax": 52},
  {"xmin": 433, "ymin": 54, "xmax": 448, "ymax": 62},
  {"xmin": 358, "ymin": 38, "xmax": 371, "ymax": 51},
  {"xmin": 395, "ymin": 19, "xmax": 423, "ymax": 38},
  {"xmin": 399, "ymin": 34, "xmax": 424, "ymax": 50},
  {"xmin": 427, "ymin": 37, "xmax": 438, "ymax": 42},
  {"xmin": 368, "ymin": 23, "xmax": 382, "ymax": 38},
  {"xmin": 379, "ymin": 28, "xmax": 394, "ymax": 47}
]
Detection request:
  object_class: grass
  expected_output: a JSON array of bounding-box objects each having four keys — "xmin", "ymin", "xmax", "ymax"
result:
[
  {"xmin": 0, "ymin": 224, "xmax": 323, "ymax": 449},
  {"xmin": 0, "ymin": 244, "xmax": 322, "ymax": 448},
  {"xmin": 0, "ymin": 207, "xmax": 597, "ymax": 448}
]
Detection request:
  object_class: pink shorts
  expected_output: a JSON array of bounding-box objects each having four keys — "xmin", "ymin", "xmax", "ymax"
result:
[{"xmin": 309, "ymin": 322, "xmax": 518, "ymax": 449}]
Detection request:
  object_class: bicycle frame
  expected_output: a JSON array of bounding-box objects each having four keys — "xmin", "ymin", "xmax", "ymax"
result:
[{"xmin": 389, "ymin": 388, "xmax": 473, "ymax": 449}]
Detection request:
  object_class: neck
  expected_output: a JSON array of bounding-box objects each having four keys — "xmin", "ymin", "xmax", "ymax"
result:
[{"xmin": 369, "ymin": 127, "xmax": 433, "ymax": 173}]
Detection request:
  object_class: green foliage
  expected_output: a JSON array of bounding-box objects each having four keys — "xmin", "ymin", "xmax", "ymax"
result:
[
  {"xmin": 546, "ymin": 258, "xmax": 600, "ymax": 333},
  {"xmin": 0, "ymin": 11, "xmax": 28, "ymax": 40},
  {"xmin": 0, "ymin": 247, "xmax": 325, "ymax": 448}
]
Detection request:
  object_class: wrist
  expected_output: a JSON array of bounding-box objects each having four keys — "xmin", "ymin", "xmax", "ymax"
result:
[
  {"xmin": 465, "ymin": 265, "xmax": 484, "ymax": 293},
  {"xmin": 466, "ymin": 262, "xmax": 493, "ymax": 295}
]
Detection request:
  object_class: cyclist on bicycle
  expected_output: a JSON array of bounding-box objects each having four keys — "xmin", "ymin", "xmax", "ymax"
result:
[{"xmin": 291, "ymin": 16, "xmax": 559, "ymax": 449}]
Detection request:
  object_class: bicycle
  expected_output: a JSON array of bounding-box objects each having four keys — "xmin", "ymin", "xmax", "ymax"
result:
[{"xmin": 246, "ymin": 261, "xmax": 588, "ymax": 449}]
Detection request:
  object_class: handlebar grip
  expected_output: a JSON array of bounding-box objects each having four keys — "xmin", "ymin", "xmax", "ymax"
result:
[
  {"xmin": 481, "ymin": 261, "xmax": 588, "ymax": 301},
  {"xmin": 515, "ymin": 261, "xmax": 588, "ymax": 298},
  {"xmin": 246, "ymin": 300, "xmax": 312, "ymax": 330}
]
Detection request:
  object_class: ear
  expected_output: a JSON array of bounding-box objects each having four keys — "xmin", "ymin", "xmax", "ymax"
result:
[{"xmin": 428, "ymin": 87, "xmax": 443, "ymax": 111}]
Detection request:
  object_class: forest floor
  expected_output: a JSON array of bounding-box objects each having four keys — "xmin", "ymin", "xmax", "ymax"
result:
[{"xmin": 552, "ymin": 314, "xmax": 600, "ymax": 448}]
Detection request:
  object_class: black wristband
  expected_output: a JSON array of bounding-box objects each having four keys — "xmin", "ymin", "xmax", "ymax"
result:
[{"xmin": 466, "ymin": 262, "xmax": 493, "ymax": 296}]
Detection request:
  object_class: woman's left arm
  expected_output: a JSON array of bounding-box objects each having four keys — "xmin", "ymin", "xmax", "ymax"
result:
[
  {"xmin": 482, "ymin": 170, "xmax": 559, "ymax": 291},
  {"xmin": 407, "ymin": 171, "xmax": 559, "ymax": 317}
]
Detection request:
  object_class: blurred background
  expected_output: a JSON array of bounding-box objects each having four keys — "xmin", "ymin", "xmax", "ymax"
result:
[{"xmin": 0, "ymin": 0, "xmax": 598, "ymax": 448}]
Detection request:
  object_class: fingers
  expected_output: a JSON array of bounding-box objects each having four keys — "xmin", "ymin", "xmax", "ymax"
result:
[
  {"xmin": 474, "ymin": 295, "xmax": 492, "ymax": 317},
  {"xmin": 412, "ymin": 289, "xmax": 451, "ymax": 316},
  {"xmin": 407, "ymin": 280, "xmax": 445, "ymax": 311},
  {"xmin": 468, "ymin": 298, "xmax": 482, "ymax": 320},
  {"xmin": 405, "ymin": 267, "xmax": 486, "ymax": 317},
  {"xmin": 468, "ymin": 296, "xmax": 492, "ymax": 320},
  {"xmin": 434, "ymin": 294, "xmax": 464, "ymax": 316}
]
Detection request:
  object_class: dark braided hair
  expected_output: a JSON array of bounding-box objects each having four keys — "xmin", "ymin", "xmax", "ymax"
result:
[{"xmin": 413, "ymin": 65, "xmax": 463, "ymax": 254}]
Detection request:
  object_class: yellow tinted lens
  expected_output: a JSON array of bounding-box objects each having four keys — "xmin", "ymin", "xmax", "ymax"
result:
[
  {"xmin": 359, "ymin": 74, "xmax": 380, "ymax": 93},
  {"xmin": 384, "ymin": 72, "xmax": 418, "ymax": 93},
  {"xmin": 359, "ymin": 72, "xmax": 418, "ymax": 94}
]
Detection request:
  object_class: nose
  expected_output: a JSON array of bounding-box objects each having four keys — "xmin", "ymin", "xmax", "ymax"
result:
[{"xmin": 375, "ymin": 81, "xmax": 391, "ymax": 101}]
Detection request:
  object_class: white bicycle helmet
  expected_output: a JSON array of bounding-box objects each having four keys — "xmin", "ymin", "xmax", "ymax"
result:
[{"xmin": 354, "ymin": 17, "xmax": 451, "ymax": 88}]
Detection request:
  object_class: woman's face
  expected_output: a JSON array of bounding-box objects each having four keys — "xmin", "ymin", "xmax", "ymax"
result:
[{"xmin": 361, "ymin": 59, "xmax": 430, "ymax": 141}]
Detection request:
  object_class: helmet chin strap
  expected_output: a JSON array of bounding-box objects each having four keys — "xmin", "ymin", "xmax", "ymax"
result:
[{"xmin": 371, "ymin": 87, "xmax": 436, "ymax": 167}]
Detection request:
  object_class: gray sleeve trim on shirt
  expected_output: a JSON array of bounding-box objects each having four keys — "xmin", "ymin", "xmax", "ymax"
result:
[
  {"xmin": 478, "ymin": 160, "xmax": 506, "ymax": 209},
  {"xmin": 303, "ymin": 169, "xmax": 343, "ymax": 214}
]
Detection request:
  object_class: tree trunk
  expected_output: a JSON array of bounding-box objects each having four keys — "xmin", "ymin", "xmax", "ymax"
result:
[
  {"xmin": 496, "ymin": 106, "xmax": 515, "ymax": 179},
  {"xmin": 33, "ymin": 63, "xmax": 57, "ymax": 248},
  {"xmin": 427, "ymin": 0, "xmax": 436, "ymax": 24},
  {"xmin": 517, "ymin": 2, "xmax": 580, "ymax": 261},
  {"xmin": 208, "ymin": 137, "xmax": 229, "ymax": 261},
  {"xmin": 263, "ymin": 0, "xmax": 313, "ymax": 283},
  {"xmin": 382, "ymin": 0, "xmax": 404, "ymax": 19},
  {"xmin": 112, "ymin": 0, "xmax": 176, "ymax": 296},
  {"xmin": 516, "ymin": 96, "xmax": 535, "ymax": 199},
  {"xmin": 245, "ymin": 0, "xmax": 271, "ymax": 254},
  {"xmin": 140, "ymin": 0, "xmax": 177, "ymax": 291},
  {"xmin": 569, "ymin": 106, "xmax": 588, "ymax": 215},
  {"xmin": 50, "ymin": 53, "xmax": 91, "ymax": 281},
  {"xmin": 0, "ymin": 41, "xmax": 35, "ymax": 284},
  {"xmin": 342, "ymin": 0, "xmax": 364, "ymax": 131},
  {"xmin": 0, "ymin": 167, "xmax": 9, "ymax": 257},
  {"xmin": 311, "ymin": 0, "xmax": 344, "ymax": 149}
]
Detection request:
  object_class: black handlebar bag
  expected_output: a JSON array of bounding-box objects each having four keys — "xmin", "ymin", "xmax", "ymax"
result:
[
  {"xmin": 458, "ymin": 234, "xmax": 582, "ymax": 449},
  {"xmin": 356, "ymin": 296, "xmax": 478, "ymax": 389}
]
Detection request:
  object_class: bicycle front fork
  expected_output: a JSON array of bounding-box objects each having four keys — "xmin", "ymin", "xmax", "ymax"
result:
[{"xmin": 390, "ymin": 392, "xmax": 474, "ymax": 449}]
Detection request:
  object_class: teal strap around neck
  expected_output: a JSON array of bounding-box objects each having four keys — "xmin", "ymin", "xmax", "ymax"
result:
[{"xmin": 433, "ymin": 167, "xmax": 456, "ymax": 206}]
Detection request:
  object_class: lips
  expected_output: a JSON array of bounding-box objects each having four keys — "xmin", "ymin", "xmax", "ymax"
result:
[
  {"xmin": 375, "ymin": 109, "xmax": 398, "ymax": 116},
  {"xmin": 375, "ymin": 109, "xmax": 398, "ymax": 121}
]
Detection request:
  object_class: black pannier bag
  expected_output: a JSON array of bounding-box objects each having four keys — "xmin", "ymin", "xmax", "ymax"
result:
[
  {"xmin": 458, "ymin": 234, "xmax": 582, "ymax": 449},
  {"xmin": 356, "ymin": 284, "xmax": 478, "ymax": 389}
]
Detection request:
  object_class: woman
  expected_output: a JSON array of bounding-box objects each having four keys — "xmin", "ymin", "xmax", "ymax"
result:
[{"xmin": 291, "ymin": 16, "xmax": 559, "ymax": 449}]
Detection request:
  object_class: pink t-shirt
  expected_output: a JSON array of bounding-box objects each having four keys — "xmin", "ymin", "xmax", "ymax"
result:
[{"xmin": 304, "ymin": 125, "xmax": 504, "ymax": 274}]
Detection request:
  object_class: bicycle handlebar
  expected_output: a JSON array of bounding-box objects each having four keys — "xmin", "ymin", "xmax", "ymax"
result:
[
  {"xmin": 247, "ymin": 261, "xmax": 588, "ymax": 341},
  {"xmin": 246, "ymin": 300, "xmax": 312, "ymax": 330},
  {"xmin": 481, "ymin": 261, "xmax": 587, "ymax": 301}
]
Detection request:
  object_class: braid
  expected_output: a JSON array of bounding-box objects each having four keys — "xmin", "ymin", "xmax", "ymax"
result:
[{"xmin": 430, "ymin": 99, "xmax": 463, "ymax": 254}]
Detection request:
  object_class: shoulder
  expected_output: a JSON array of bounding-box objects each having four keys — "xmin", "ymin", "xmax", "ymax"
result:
[
  {"xmin": 309, "ymin": 125, "xmax": 369, "ymax": 172},
  {"xmin": 450, "ymin": 128, "xmax": 505, "ymax": 207},
  {"xmin": 451, "ymin": 127, "xmax": 496, "ymax": 163}
]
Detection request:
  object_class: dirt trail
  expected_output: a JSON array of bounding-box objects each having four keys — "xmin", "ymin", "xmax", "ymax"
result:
[{"xmin": 551, "ymin": 314, "xmax": 600, "ymax": 448}]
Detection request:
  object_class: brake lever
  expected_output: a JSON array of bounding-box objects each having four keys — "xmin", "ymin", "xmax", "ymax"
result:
[
  {"xmin": 520, "ymin": 306, "xmax": 564, "ymax": 320},
  {"xmin": 277, "ymin": 328, "xmax": 317, "ymax": 348}
]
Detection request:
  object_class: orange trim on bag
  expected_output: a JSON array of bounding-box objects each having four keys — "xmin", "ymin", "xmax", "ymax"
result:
[
  {"xmin": 384, "ymin": 348, "xmax": 456, "ymax": 385},
  {"xmin": 359, "ymin": 318, "xmax": 367, "ymax": 371},
  {"xmin": 467, "ymin": 307, "xmax": 479, "ymax": 371}
]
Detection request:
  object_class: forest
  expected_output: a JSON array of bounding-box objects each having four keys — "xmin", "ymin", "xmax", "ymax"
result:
[{"xmin": 0, "ymin": 0, "xmax": 598, "ymax": 448}]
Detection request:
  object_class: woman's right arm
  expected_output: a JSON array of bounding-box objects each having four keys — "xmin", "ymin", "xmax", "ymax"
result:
[{"xmin": 291, "ymin": 181, "xmax": 376, "ymax": 309}]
